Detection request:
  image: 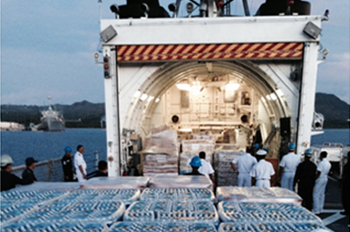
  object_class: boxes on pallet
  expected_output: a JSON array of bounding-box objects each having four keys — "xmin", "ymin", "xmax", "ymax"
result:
[
  {"xmin": 213, "ymin": 150, "xmax": 241, "ymax": 186},
  {"xmin": 142, "ymin": 128, "xmax": 179, "ymax": 177},
  {"xmin": 180, "ymin": 139, "xmax": 214, "ymax": 175}
]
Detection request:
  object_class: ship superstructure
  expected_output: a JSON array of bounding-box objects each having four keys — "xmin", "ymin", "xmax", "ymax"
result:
[{"xmin": 99, "ymin": 0, "xmax": 328, "ymax": 176}]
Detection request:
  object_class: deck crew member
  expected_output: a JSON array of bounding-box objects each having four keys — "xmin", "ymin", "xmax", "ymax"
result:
[
  {"xmin": 22, "ymin": 157, "xmax": 38, "ymax": 184},
  {"xmin": 252, "ymin": 143, "xmax": 260, "ymax": 157},
  {"xmin": 231, "ymin": 148, "xmax": 257, "ymax": 187},
  {"xmin": 250, "ymin": 149, "xmax": 275, "ymax": 187},
  {"xmin": 89, "ymin": 160, "xmax": 108, "ymax": 179},
  {"xmin": 198, "ymin": 151, "xmax": 215, "ymax": 187},
  {"xmin": 279, "ymin": 143, "xmax": 301, "ymax": 191},
  {"xmin": 184, "ymin": 156, "xmax": 204, "ymax": 176},
  {"xmin": 312, "ymin": 151, "xmax": 331, "ymax": 215},
  {"xmin": 340, "ymin": 151, "xmax": 349, "ymax": 216},
  {"xmin": 1, "ymin": 154, "xmax": 30, "ymax": 192},
  {"xmin": 293, "ymin": 148, "xmax": 317, "ymax": 211},
  {"xmin": 74, "ymin": 144, "xmax": 87, "ymax": 182},
  {"xmin": 61, "ymin": 146, "xmax": 74, "ymax": 182}
]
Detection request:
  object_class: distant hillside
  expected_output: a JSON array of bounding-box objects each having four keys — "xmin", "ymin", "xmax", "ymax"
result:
[
  {"xmin": 0, "ymin": 101, "xmax": 105, "ymax": 128},
  {"xmin": 315, "ymin": 93, "xmax": 350, "ymax": 128},
  {"xmin": 1, "ymin": 93, "xmax": 349, "ymax": 128}
]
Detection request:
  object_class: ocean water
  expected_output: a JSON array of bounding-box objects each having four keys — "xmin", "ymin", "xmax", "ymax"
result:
[
  {"xmin": 310, "ymin": 129, "xmax": 350, "ymax": 146},
  {"xmin": 0, "ymin": 128, "xmax": 107, "ymax": 173},
  {"xmin": 1, "ymin": 128, "xmax": 349, "ymax": 170}
]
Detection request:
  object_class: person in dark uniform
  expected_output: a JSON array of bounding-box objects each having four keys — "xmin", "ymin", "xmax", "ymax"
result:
[
  {"xmin": 61, "ymin": 146, "xmax": 74, "ymax": 182},
  {"xmin": 22, "ymin": 157, "xmax": 38, "ymax": 184},
  {"xmin": 1, "ymin": 154, "xmax": 30, "ymax": 192},
  {"xmin": 293, "ymin": 148, "xmax": 317, "ymax": 211},
  {"xmin": 88, "ymin": 160, "xmax": 108, "ymax": 179},
  {"xmin": 184, "ymin": 156, "xmax": 204, "ymax": 176},
  {"xmin": 340, "ymin": 151, "xmax": 349, "ymax": 216}
]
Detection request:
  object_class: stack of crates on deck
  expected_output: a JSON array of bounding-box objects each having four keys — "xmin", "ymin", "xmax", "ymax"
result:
[
  {"xmin": 142, "ymin": 127, "xmax": 179, "ymax": 176},
  {"xmin": 180, "ymin": 137, "xmax": 215, "ymax": 175},
  {"xmin": 213, "ymin": 145, "xmax": 241, "ymax": 186},
  {"xmin": 215, "ymin": 186, "xmax": 327, "ymax": 232},
  {"xmin": 122, "ymin": 186, "xmax": 219, "ymax": 230},
  {"xmin": 0, "ymin": 188, "xmax": 140, "ymax": 231},
  {"xmin": 217, "ymin": 202, "xmax": 327, "ymax": 232}
]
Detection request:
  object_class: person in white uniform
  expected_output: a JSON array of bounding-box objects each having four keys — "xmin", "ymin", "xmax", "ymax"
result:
[
  {"xmin": 198, "ymin": 151, "xmax": 215, "ymax": 187},
  {"xmin": 74, "ymin": 144, "xmax": 87, "ymax": 182},
  {"xmin": 313, "ymin": 151, "xmax": 331, "ymax": 215},
  {"xmin": 279, "ymin": 143, "xmax": 301, "ymax": 191},
  {"xmin": 250, "ymin": 149, "xmax": 275, "ymax": 187},
  {"xmin": 231, "ymin": 148, "xmax": 257, "ymax": 187}
]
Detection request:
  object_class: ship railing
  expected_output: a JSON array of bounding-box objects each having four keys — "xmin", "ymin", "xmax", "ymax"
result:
[{"xmin": 12, "ymin": 151, "xmax": 100, "ymax": 182}]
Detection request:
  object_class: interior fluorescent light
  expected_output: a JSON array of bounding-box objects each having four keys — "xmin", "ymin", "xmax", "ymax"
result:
[
  {"xmin": 147, "ymin": 96, "xmax": 154, "ymax": 102},
  {"xmin": 276, "ymin": 89, "xmax": 284, "ymax": 97},
  {"xmin": 176, "ymin": 83, "xmax": 191, "ymax": 91},
  {"xmin": 140, "ymin": 93, "xmax": 148, "ymax": 101},
  {"xmin": 133, "ymin": 90, "xmax": 141, "ymax": 98},
  {"xmin": 225, "ymin": 83, "xmax": 240, "ymax": 91}
]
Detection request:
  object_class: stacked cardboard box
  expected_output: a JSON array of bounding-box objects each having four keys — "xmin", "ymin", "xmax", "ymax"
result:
[
  {"xmin": 142, "ymin": 129, "xmax": 179, "ymax": 177},
  {"xmin": 214, "ymin": 149, "xmax": 241, "ymax": 186},
  {"xmin": 179, "ymin": 139, "xmax": 214, "ymax": 175}
]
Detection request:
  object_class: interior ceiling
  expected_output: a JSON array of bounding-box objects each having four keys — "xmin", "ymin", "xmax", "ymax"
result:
[{"xmin": 124, "ymin": 60, "xmax": 290, "ymax": 132}]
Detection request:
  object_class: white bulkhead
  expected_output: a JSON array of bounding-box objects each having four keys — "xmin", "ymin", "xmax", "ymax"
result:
[{"xmin": 101, "ymin": 15, "xmax": 324, "ymax": 176}]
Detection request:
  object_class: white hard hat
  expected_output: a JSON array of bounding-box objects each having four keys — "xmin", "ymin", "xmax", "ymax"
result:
[
  {"xmin": 0, "ymin": 154, "xmax": 13, "ymax": 167},
  {"xmin": 256, "ymin": 149, "xmax": 267, "ymax": 156}
]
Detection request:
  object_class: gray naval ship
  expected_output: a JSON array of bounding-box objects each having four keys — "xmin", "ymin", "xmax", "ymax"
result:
[{"xmin": 36, "ymin": 97, "xmax": 65, "ymax": 132}]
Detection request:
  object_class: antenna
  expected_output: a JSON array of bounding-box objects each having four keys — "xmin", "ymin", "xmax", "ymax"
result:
[{"xmin": 98, "ymin": 0, "xmax": 102, "ymax": 24}]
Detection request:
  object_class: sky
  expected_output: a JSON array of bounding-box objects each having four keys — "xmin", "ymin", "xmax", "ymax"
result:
[{"xmin": 1, "ymin": 0, "xmax": 349, "ymax": 106}]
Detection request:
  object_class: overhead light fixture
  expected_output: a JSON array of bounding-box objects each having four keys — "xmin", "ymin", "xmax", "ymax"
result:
[
  {"xmin": 133, "ymin": 90, "xmax": 141, "ymax": 98},
  {"xmin": 179, "ymin": 128, "xmax": 192, "ymax": 132},
  {"xmin": 266, "ymin": 93, "xmax": 277, "ymax": 101},
  {"xmin": 191, "ymin": 81, "xmax": 202, "ymax": 95},
  {"xmin": 176, "ymin": 80, "xmax": 191, "ymax": 91},
  {"xmin": 147, "ymin": 96, "xmax": 154, "ymax": 102},
  {"xmin": 225, "ymin": 83, "xmax": 240, "ymax": 91},
  {"xmin": 140, "ymin": 93, "xmax": 148, "ymax": 101},
  {"xmin": 276, "ymin": 89, "xmax": 284, "ymax": 97},
  {"xmin": 155, "ymin": 98, "xmax": 160, "ymax": 103}
]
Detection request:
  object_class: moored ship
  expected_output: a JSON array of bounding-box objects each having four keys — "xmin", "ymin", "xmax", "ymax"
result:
[{"xmin": 36, "ymin": 97, "xmax": 65, "ymax": 132}]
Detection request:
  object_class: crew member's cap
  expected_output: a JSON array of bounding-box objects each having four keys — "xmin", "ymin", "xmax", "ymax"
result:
[
  {"xmin": 304, "ymin": 148, "xmax": 313, "ymax": 157},
  {"xmin": 189, "ymin": 156, "xmax": 202, "ymax": 167},
  {"xmin": 25, "ymin": 157, "xmax": 38, "ymax": 166},
  {"xmin": 288, "ymin": 143, "xmax": 296, "ymax": 150},
  {"xmin": 253, "ymin": 143, "xmax": 260, "ymax": 149},
  {"xmin": 256, "ymin": 149, "xmax": 267, "ymax": 156},
  {"xmin": 64, "ymin": 146, "xmax": 72, "ymax": 153}
]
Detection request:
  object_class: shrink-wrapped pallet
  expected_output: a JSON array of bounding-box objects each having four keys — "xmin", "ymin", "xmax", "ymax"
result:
[
  {"xmin": 218, "ymin": 202, "xmax": 323, "ymax": 225},
  {"xmin": 216, "ymin": 187, "xmax": 302, "ymax": 204},
  {"xmin": 108, "ymin": 221, "xmax": 217, "ymax": 232},
  {"xmin": 2, "ymin": 220, "xmax": 109, "ymax": 232},
  {"xmin": 142, "ymin": 128, "xmax": 179, "ymax": 177},
  {"xmin": 144, "ymin": 130, "xmax": 178, "ymax": 150},
  {"xmin": 180, "ymin": 139, "xmax": 214, "ymax": 175},
  {"xmin": 149, "ymin": 175, "xmax": 213, "ymax": 190},
  {"xmin": 140, "ymin": 188, "xmax": 215, "ymax": 202},
  {"xmin": 124, "ymin": 200, "xmax": 219, "ymax": 226},
  {"xmin": 213, "ymin": 150, "xmax": 241, "ymax": 186},
  {"xmin": 82, "ymin": 176, "xmax": 150, "ymax": 190},
  {"xmin": 218, "ymin": 222, "xmax": 329, "ymax": 232}
]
